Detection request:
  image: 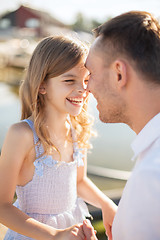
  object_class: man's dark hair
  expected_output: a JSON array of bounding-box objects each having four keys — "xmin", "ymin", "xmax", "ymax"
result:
[{"xmin": 94, "ymin": 11, "xmax": 160, "ymax": 84}]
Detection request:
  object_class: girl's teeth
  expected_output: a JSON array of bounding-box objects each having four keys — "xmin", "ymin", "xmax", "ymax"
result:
[
  {"xmin": 70, "ymin": 98, "xmax": 82, "ymax": 102},
  {"xmin": 67, "ymin": 98, "xmax": 83, "ymax": 104},
  {"xmin": 68, "ymin": 98, "xmax": 83, "ymax": 103}
]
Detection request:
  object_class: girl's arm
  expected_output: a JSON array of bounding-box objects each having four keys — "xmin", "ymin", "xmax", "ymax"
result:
[
  {"xmin": 77, "ymin": 150, "xmax": 118, "ymax": 240},
  {"xmin": 0, "ymin": 123, "xmax": 85, "ymax": 240}
]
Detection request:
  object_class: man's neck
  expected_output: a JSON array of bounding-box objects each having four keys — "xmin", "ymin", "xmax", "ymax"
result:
[{"xmin": 126, "ymin": 79, "xmax": 160, "ymax": 134}]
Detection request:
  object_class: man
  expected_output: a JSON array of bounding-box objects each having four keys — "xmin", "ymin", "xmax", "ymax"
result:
[{"xmin": 84, "ymin": 11, "xmax": 160, "ymax": 239}]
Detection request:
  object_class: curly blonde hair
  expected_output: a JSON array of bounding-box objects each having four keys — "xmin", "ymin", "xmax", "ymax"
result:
[{"xmin": 20, "ymin": 35, "xmax": 93, "ymax": 156}]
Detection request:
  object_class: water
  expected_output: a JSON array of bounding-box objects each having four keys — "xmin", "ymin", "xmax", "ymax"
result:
[
  {"xmin": 87, "ymin": 96, "xmax": 136, "ymax": 171},
  {"xmin": 0, "ymin": 67, "xmax": 136, "ymax": 191}
]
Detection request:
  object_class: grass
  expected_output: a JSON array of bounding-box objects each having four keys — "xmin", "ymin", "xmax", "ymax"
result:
[{"xmin": 92, "ymin": 220, "xmax": 108, "ymax": 240}]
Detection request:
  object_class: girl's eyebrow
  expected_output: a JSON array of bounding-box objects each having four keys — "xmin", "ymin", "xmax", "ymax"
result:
[{"xmin": 62, "ymin": 74, "xmax": 77, "ymax": 78}]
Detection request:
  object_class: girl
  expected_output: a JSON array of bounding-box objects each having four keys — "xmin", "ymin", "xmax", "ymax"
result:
[{"xmin": 0, "ymin": 35, "xmax": 117, "ymax": 240}]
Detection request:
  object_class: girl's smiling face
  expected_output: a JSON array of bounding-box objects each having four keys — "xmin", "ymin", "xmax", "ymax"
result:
[{"xmin": 41, "ymin": 61, "xmax": 90, "ymax": 117}]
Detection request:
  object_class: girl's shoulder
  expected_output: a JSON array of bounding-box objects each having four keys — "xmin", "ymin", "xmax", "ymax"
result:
[
  {"xmin": 9, "ymin": 121, "xmax": 33, "ymax": 138},
  {"xmin": 6, "ymin": 121, "xmax": 34, "ymax": 150},
  {"xmin": 0, "ymin": 121, "xmax": 35, "ymax": 172}
]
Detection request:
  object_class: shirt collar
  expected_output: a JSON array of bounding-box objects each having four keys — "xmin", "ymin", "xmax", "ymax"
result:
[{"xmin": 131, "ymin": 112, "xmax": 160, "ymax": 161}]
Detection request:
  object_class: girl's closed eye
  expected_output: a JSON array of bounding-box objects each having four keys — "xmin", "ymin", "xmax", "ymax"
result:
[{"xmin": 64, "ymin": 79, "xmax": 75, "ymax": 84}]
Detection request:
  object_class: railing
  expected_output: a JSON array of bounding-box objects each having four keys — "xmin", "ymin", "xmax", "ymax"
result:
[{"xmin": 87, "ymin": 165, "xmax": 131, "ymax": 181}]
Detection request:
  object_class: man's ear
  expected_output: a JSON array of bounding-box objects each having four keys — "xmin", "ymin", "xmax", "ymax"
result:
[
  {"xmin": 113, "ymin": 60, "xmax": 127, "ymax": 89},
  {"xmin": 39, "ymin": 82, "xmax": 46, "ymax": 94}
]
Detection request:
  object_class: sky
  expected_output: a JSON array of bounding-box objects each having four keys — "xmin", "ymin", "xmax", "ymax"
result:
[{"xmin": 1, "ymin": 0, "xmax": 160, "ymax": 24}]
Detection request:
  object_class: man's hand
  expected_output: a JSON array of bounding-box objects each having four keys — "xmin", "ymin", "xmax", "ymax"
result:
[{"xmin": 102, "ymin": 199, "xmax": 118, "ymax": 240}]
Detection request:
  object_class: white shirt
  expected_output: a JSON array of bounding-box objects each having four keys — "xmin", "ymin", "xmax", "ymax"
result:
[{"xmin": 112, "ymin": 113, "xmax": 160, "ymax": 240}]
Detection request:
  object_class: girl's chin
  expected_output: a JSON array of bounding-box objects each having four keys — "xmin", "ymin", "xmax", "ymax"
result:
[{"xmin": 69, "ymin": 109, "xmax": 82, "ymax": 117}]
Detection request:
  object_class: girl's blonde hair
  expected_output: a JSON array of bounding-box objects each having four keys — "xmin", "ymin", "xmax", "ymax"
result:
[{"xmin": 20, "ymin": 35, "xmax": 93, "ymax": 155}]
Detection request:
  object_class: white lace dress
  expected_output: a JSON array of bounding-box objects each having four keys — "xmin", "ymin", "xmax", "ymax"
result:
[{"xmin": 4, "ymin": 119, "xmax": 90, "ymax": 240}]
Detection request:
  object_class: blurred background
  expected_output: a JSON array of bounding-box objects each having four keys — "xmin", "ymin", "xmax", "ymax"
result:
[{"xmin": 0, "ymin": 0, "xmax": 160, "ymax": 239}]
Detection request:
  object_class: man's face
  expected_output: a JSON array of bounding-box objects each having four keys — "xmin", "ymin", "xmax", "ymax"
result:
[{"xmin": 86, "ymin": 37, "xmax": 127, "ymax": 123}]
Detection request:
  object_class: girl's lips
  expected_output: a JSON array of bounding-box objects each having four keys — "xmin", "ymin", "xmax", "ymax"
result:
[{"xmin": 66, "ymin": 97, "xmax": 83, "ymax": 107}]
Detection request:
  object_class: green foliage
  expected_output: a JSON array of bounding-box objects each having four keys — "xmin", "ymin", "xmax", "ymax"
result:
[
  {"xmin": 72, "ymin": 12, "xmax": 103, "ymax": 32},
  {"xmin": 92, "ymin": 220, "xmax": 108, "ymax": 240}
]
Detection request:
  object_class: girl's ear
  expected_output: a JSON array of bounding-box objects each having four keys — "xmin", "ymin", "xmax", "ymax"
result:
[
  {"xmin": 114, "ymin": 60, "xmax": 127, "ymax": 89},
  {"xmin": 39, "ymin": 83, "xmax": 46, "ymax": 94}
]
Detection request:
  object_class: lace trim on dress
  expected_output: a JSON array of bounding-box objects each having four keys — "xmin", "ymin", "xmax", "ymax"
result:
[
  {"xmin": 34, "ymin": 155, "xmax": 57, "ymax": 177},
  {"xmin": 23, "ymin": 119, "xmax": 85, "ymax": 177},
  {"xmin": 34, "ymin": 146, "xmax": 85, "ymax": 177}
]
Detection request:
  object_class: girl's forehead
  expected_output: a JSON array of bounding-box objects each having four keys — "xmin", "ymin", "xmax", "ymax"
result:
[{"xmin": 62, "ymin": 62, "xmax": 89, "ymax": 77}]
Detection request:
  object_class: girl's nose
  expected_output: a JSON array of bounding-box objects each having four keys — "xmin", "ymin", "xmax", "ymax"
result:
[
  {"xmin": 78, "ymin": 88, "xmax": 85, "ymax": 93},
  {"xmin": 77, "ymin": 83, "xmax": 87, "ymax": 93}
]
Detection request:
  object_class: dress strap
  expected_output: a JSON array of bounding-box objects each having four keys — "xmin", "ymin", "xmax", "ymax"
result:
[{"xmin": 22, "ymin": 119, "xmax": 43, "ymax": 158}]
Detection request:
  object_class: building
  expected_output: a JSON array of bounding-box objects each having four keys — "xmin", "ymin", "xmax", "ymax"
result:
[{"xmin": 0, "ymin": 5, "xmax": 70, "ymax": 39}]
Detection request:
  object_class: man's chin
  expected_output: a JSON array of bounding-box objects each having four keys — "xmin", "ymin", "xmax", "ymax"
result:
[
  {"xmin": 99, "ymin": 112, "xmax": 116, "ymax": 123},
  {"xmin": 97, "ymin": 105, "xmax": 110, "ymax": 123},
  {"xmin": 99, "ymin": 113, "xmax": 108, "ymax": 123}
]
